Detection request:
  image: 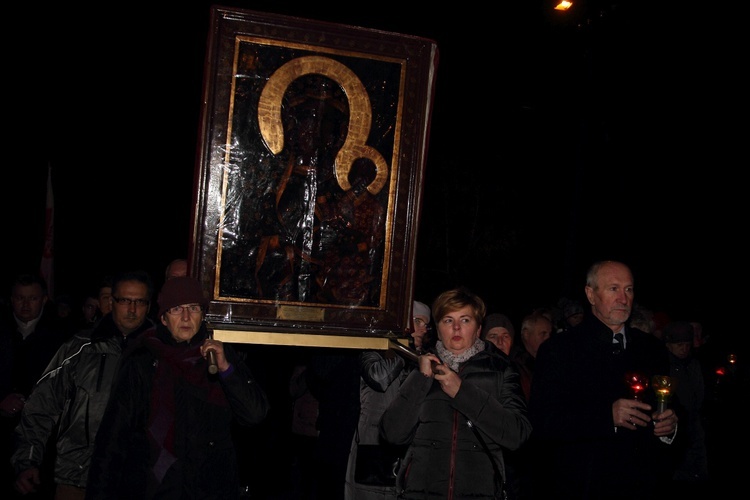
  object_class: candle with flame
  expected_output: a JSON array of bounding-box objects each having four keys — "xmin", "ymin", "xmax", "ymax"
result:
[
  {"xmin": 625, "ymin": 372, "xmax": 649, "ymax": 400},
  {"xmin": 651, "ymin": 375, "xmax": 675, "ymax": 413}
]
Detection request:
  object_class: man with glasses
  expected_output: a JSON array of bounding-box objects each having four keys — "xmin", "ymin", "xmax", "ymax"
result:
[
  {"xmin": 11, "ymin": 270, "xmax": 155, "ymax": 500},
  {"xmin": 86, "ymin": 276, "xmax": 269, "ymax": 499}
]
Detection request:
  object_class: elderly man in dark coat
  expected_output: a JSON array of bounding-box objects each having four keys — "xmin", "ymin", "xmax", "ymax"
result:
[{"xmin": 529, "ymin": 260, "xmax": 680, "ymax": 500}]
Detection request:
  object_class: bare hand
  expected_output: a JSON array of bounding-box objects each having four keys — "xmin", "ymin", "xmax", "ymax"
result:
[
  {"xmin": 418, "ymin": 353, "xmax": 441, "ymax": 377},
  {"xmin": 652, "ymin": 408, "xmax": 678, "ymax": 437},
  {"xmin": 612, "ymin": 398, "xmax": 652, "ymax": 430},
  {"xmin": 432, "ymin": 363, "xmax": 462, "ymax": 398},
  {"xmin": 201, "ymin": 339, "xmax": 230, "ymax": 373},
  {"xmin": 14, "ymin": 467, "xmax": 41, "ymax": 495},
  {"xmin": 0, "ymin": 392, "xmax": 25, "ymax": 417}
]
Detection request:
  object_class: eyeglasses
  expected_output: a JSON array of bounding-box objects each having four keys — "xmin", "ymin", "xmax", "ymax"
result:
[
  {"xmin": 112, "ymin": 296, "xmax": 150, "ymax": 307},
  {"xmin": 166, "ymin": 304, "xmax": 203, "ymax": 315},
  {"xmin": 413, "ymin": 317, "xmax": 431, "ymax": 329}
]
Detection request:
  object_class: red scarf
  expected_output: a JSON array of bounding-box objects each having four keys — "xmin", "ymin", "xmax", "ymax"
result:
[{"xmin": 140, "ymin": 326, "xmax": 229, "ymax": 482}]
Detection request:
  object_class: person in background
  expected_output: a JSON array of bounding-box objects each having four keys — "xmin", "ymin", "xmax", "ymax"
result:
[
  {"xmin": 53, "ymin": 295, "xmax": 78, "ymax": 339},
  {"xmin": 507, "ymin": 310, "xmax": 552, "ymax": 500},
  {"xmin": 519, "ymin": 311, "xmax": 552, "ymax": 361},
  {"xmin": 96, "ymin": 276, "xmax": 113, "ymax": 319},
  {"xmin": 529, "ymin": 260, "xmax": 679, "ymax": 500},
  {"xmin": 410, "ymin": 300, "xmax": 431, "ymax": 354},
  {"xmin": 79, "ymin": 294, "xmax": 100, "ymax": 329},
  {"xmin": 344, "ymin": 300, "xmax": 431, "ymax": 500},
  {"xmin": 662, "ymin": 321, "xmax": 709, "ymax": 494},
  {"xmin": 690, "ymin": 321, "xmax": 707, "ymax": 350},
  {"xmin": 481, "ymin": 311, "xmax": 533, "ymax": 500},
  {"xmin": 529, "ymin": 306, "xmax": 556, "ymax": 333},
  {"xmin": 1, "ymin": 273, "xmax": 66, "ymax": 499},
  {"xmin": 3, "ymin": 274, "xmax": 67, "ymax": 398},
  {"xmin": 686, "ymin": 320, "xmax": 724, "ymax": 427},
  {"xmin": 629, "ymin": 302, "xmax": 655, "ymax": 333},
  {"xmin": 85, "ymin": 276, "xmax": 269, "ymax": 500},
  {"xmin": 380, "ymin": 287, "xmax": 531, "ymax": 500},
  {"xmin": 164, "ymin": 258, "xmax": 188, "ymax": 280},
  {"xmin": 481, "ymin": 313, "xmax": 515, "ymax": 356},
  {"xmin": 651, "ymin": 310, "xmax": 671, "ymax": 340},
  {"xmin": 687, "ymin": 320, "xmax": 718, "ymax": 388},
  {"xmin": 561, "ymin": 299, "xmax": 584, "ymax": 331},
  {"xmin": 513, "ymin": 310, "xmax": 552, "ymax": 402},
  {"xmin": 11, "ymin": 270, "xmax": 155, "ymax": 500}
]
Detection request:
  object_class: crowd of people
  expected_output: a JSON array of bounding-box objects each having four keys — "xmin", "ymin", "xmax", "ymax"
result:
[{"xmin": 1, "ymin": 259, "xmax": 746, "ymax": 499}]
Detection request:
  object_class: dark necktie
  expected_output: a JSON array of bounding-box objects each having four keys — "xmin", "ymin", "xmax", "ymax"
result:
[{"xmin": 613, "ymin": 332, "xmax": 624, "ymax": 353}]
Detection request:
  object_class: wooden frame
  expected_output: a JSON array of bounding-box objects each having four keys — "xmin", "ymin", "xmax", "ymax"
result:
[{"xmin": 189, "ymin": 6, "xmax": 438, "ymax": 347}]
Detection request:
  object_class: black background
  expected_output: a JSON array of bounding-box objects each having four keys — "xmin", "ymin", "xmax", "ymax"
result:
[{"xmin": 4, "ymin": 2, "xmax": 743, "ymax": 349}]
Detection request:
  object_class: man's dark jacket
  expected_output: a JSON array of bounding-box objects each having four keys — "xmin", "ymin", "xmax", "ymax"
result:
[
  {"xmin": 529, "ymin": 313, "xmax": 679, "ymax": 500},
  {"xmin": 11, "ymin": 314, "xmax": 153, "ymax": 487}
]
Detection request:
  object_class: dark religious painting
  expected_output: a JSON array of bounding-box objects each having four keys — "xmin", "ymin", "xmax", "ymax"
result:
[{"xmin": 190, "ymin": 6, "xmax": 438, "ymax": 345}]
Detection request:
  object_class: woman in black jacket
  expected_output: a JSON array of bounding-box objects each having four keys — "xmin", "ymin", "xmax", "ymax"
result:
[
  {"xmin": 86, "ymin": 277, "xmax": 270, "ymax": 500},
  {"xmin": 379, "ymin": 287, "xmax": 531, "ymax": 499}
]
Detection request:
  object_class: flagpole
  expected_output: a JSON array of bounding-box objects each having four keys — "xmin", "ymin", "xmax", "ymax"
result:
[{"xmin": 40, "ymin": 163, "xmax": 55, "ymax": 298}]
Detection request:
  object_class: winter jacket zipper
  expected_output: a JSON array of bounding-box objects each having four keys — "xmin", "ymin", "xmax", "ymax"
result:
[{"xmin": 448, "ymin": 410, "xmax": 458, "ymax": 500}]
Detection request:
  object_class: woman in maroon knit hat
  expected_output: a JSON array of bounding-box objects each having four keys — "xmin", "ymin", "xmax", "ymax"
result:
[{"xmin": 86, "ymin": 276, "xmax": 270, "ymax": 500}]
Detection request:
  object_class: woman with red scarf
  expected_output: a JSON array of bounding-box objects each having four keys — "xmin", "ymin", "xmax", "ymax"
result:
[{"xmin": 86, "ymin": 277, "xmax": 269, "ymax": 499}]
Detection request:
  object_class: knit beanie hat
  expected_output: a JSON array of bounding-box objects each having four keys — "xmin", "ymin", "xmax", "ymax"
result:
[
  {"xmin": 663, "ymin": 320, "xmax": 694, "ymax": 343},
  {"xmin": 482, "ymin": 313, "xmax": 515, "ymax": 338},
  {"xmin": 157, "ymin": 276, "xmax": 209, "ymax": 317},
  {"xmin": 413, "ymin": 300, "xmax": 431, "ymax": 319}
]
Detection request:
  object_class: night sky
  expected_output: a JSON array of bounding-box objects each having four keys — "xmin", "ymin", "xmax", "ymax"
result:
[{"xmin": 4, "ymin": 2, "xmax": 744, "ymax": 350}]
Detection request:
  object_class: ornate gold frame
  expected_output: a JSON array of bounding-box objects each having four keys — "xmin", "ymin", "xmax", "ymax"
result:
[{"xmin": 189, "ymin": 7, "xmax": 438, "ymax": 347}]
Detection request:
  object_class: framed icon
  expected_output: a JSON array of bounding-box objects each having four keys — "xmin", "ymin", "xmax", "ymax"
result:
[{"xmin": 190, "ymin": 6, "xmax": 438, "ymax": 347}]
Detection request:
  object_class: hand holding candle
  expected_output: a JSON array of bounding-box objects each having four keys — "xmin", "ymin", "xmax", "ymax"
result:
[{"xmin": 651, "ymin": 375, "xmax": 675, "ymax": 413}]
